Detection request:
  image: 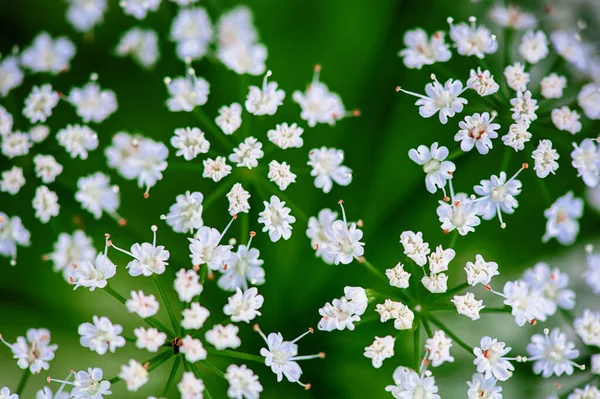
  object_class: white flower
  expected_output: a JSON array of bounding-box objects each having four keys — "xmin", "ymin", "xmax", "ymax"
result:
[
  {"xmin": 218, "ymin": 244, "xmax": 264, "ymax": 291},
  {"xmin": 219, "ymin": 43, "xmax": 268, "ymax": 77},
  {"xmin": 542, "ymin": 191, "xmax": 583, "ymax": 245},
  {"xmin": 504, "ymin": 62, "xmax": 530, "ymax": 92},
  {"xmin": 364, "ymin": 336, "xmax": 395, "ymax": 368},
  {"xmin": 409, "ymin": 142, "xmax": 455, "ymax": 195},
  {"xmin": 70, "ymin": 253, "xmax": 116, "ymax": 291},
  {"xmin": 29, "ymin": 124, "xmax": 50, "ymax": 143},
  {"xmin": 489, "ymin": 4, "xmax": 536, "ymax": 29},
  {"xmin": 170, "ymin": 7, "xmax": 213, "ymax": 61},
  {"xmin": 0, "ymin": 105, "xmax": 13, "ymax": 135},
  {"xmin": 75, "ymin": 173, "xmax": 120, "ymax": 220},
  {"xmin": 568, "ymin": 385, "xmax": 600, "ymax": 399},
  {"xmin": 33, "ymin": 154, "xmax": 62, "ymax": 184},
  {"xmin": 541, "ymin": 73, "xmax": 567, "ymax": 99},
  {"xmin": 229, "ymin": 137, "xmax": 264, "ymax": 169},
  {"xmin": 2, "ymin": 132, "xmax": 32, "ymax": 159},
  {"xmin": 216, "ymin": 5, "xmax": 258, "ymax": 48},
  {"xmin": 306, "ymin": 208, "xmax": 337, "ymax": 262},
  {"xmin": 578, "ymin": 83, "xmax": 600, "ymax": 120},
  {"xmin": 552, "ymin": 107, "xmax": 582, "ymax": 134},
  {"xmin": 68, "ymin": 82, "xmax": 117, "ymax": 123},
  {"xmin": 502, "ymin": 120, "xmax": 532, "ymax": 151},
  {"xmin": 473, "ymin": 168, "xmax": 525, "ymax": 228},
  {"xmin": 318, "ymin": 297, "xmax": 360, "ymax": 332},
  {"xmin": 473, "ymin": 336, "xmax": 514, "ymax": 381},
  {"xmin": 386, "ymin": 263, "xmax": 411, "ymax": 289},
  {"xmin": 502, "ymin": 280, "xmax": 551, "ymax": 326},
  {"xmin": 0, "ymin": 56, "xmax": 24, "ymax": 97},
  {"xmin": 119, "ymin": 227, "xmax": 170, "ymax": 277},
  {"xmin": 66, "ymin": 0, "xmax": 107, "ymax": 33},
  {"xmin": 130, "ymin": 138, "xmax": 169, "ymax": 196},
  {"xmin": 32, "ymin": 185, "xmax": 60, "ymax": 223},
  {"xmin": 48, "ymin": 230, "xmax": 95, "ymax": 280},
  {"xmin": 510, "ymin": 90, "xmax": 538, "ymax": 123},
  {"xmin": 425, "ymin": 330, "xmax": 454, "ymax": 367},
  {"xmin": 37, "ymin": 386, "xmax": 68, "ymax": 399},
  {"xmin": 78, "ymin": 316, "xmax": 125, "ymax": 355},
  {"xmin": 592, "ymin": 354, "xmax": 600, "ymax": 375},
  {"xmin": 174, "ymin": 268, "xmax": 203, "ymax": 302},
  {"xmin": 180, "ymin": 335, "xmax": 207, "ymax": 362},
  {"xmin": 216, "ymin": 103, "xmax": 242, "ymax": 135},
  {"xmin": 223, "ymin": 287, "xmax": 264, "ymax": 323},
  {"xmin": 120, "ymin": 0, "xmax": 160, "ymax": 20},
  {"xmin": 398, "ymin": 76, "xmax": 468, "ymax": 124},
  {"xmin": 467, "ymin": 68, "xmax": 499, "ymax": 96},
  {"xmin": 162, "ymin": 191, "xmax": 204, "ymax": 234},
  {"xmin": 0, "ymin": 166, "xmax": 25, "ymax": 195},
  {"xmin": 245, "ymin": 70, "xmax": 285, "ymax": 115},
  {"xmin": 70, "ymin": 367, "xmax": 112, "ymax": 399},
  {"xmin": 519, "ymin": 30, "xmax": 549, "ymax": 64},
  {"xmin": 400, "ymin": 231, "xmax": 430, "ymax": 266},
  {"xmin": 23, "ymin": 84, "xmax": 60, "ymax": 123},
  {"xmin": 551, "ymin": 31, "xmax": 589, "ymax": 71},
  {"xmin": 125, "ymin": 290, "xmax": 159, "ymax": 318},
  {"xmin": 267, "ymin": 160, "xmax": 296, "ymax": 191},
  {"xmin": 455, "ymin": 112, "xmax": 500, "ymax": 155},
  {"xmin": 258, "ymin": 195, "xmax": 296, "ymax": 242},
  {"xmin": 203, "ymin": 156, "xmax": 232, "ymax": 182},
  {"xmin": 178, "ymin": 372, "xmax": 204, "ymax": 399},
  {"xmin": 57, "ymin": 124, "xmax": 98, "ymax": 160},
  {"xmin": 532, "ymin": 140, "xmax": 559, "ymax": 178},
  {"xmin": 307, "ymin": 147, "xmax": 352, "ymax": 193},
  {"xmin": 448, "ymin": 17, "xmax": 498, "ymax": 58},
  {"xmin": 344, "ymin": 286, "xmax": 368, "ymax": 315},
  {"xmin": 225, "ymin": 364, "xmax": 263, "ymax": 399},
  {"xmin": 571, "ymin": 139, "xmax": 600, "ymax": 187},
  {"xmin": 584, "ymin": 249, "xmax": 600, "ymax": 295},
  {"xmin": 189, "ymin": 225, "xmax": 233, "ymax": 270},
  {"xmin": 437, "ymin": 193, "xmax": 481, "ymax": 236},
  {"xmin": 422, "ymin": 273, "xmax": 448, "ymax": 293},
  {"xmin": 523, "ymin": 262, "xmax": 575, "ymax": 313},
  {"xmin": 170, "ymin": 127, "xmax": 210, "ymax": 160},
  {"xmin": 205, "ymin": 324, "xmax": 241, "ymax": 350},
  {"xmin": 399, "ymin": 29, "xmax": 451, "ymax": 69},
  {"xmin": 452, "ymin": 292, "xmax": 485, "ymax": 320},
  {"xmin": 428, "ymin": 245, "xmax": 455, "ymax": 274},
  {"xmin": 0, "ymin": 213, "xmax": 30, "ymax": 266},
  {"xmin": 321, "ymin": 206, "xmax": 364, "ymax": 265},
  {"xmin": 376, "ymin": 299, "xmax": 414, "ymax": 329},
  {"xmin": 227, "ymin": 183, "xmax": 251, "ymax": 216},
  {"xmin": 119, "ymin": 360, "xmax": 148, "ymax": 392},
  {"xmin": 292, "ymin": 65, "xmax": 347, "ymax": 127},
  {"xmin": 267, "ymin": 123, "xmax": 303, "ymax": 149},
  {"xmin": 385, "ymin": 367, "xmax": 440, "ymax": 399},
  {"xmin": 574, "ymin": 309, "xmax": 600, "ymax": 347},
  {"xmin": 465, "ymin": 254, "xmax": 499, "ymax": 286},
  {"xmin": 182, "ymin": 302, "xmax": 210, "ymax": 330},
  {"xmin": 165, "ymin": 74, "xmax": 210, "ymax": 112},
  {"xmin": 527, "ymin": 328, "xmax": 581, "ymax": 378},
  {"xmin": 0, "ymin": 328, "xmax": 57, "ymax": 374},
  {"xmin": 134, "ymin": 327, "xmax": 167, "ymax": 353},
  {"xmin": 466, "ymin": 373, "xmax": 502, "ymax": 399},
  {"xmin": 116, "ymin": 28, "xmax": 160, "ymax": 68},
  {"xmin": 21, "ymin": 32, "xmax": 76, "ymax": 74}
]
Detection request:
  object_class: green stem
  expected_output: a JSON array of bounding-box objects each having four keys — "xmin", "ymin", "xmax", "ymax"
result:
[
  {"xmin": 15, "ymin": 369, "xmax": 30, "ymax": 396},
  {"xmin": 355, "ymin": 313, "xmax": 379, "ymax": 326},
  {"xmin": 536, "ymin": 176, "xmax": 552, "ymax": 206},
  {"xmin": 198, "ymin": 264, "xmax": 209, "ymax": 284},
  {"xmin": 446, "ymin": 148, "xmax": 466, "ymax": 161},
  {"xmin": 162, "ymin": 356, "xmax": 182, "ymax": 397},
  {"xmin": 360, "ymin": 258, "xmax": 389, "ymax": 283},
  {"xmin": 500, "ymin": 147, "xmax": 512, "ymax": 172},
  {"xmin": 447, "ymin": 230, "xmax": 458, "ymax": 249},
  {"xmin": 205, "ymin": 347, "xmax": 264, "ymax": 363},
  {"xmin": 413, "ymin": 322, "xmax": 421, "ymax": 370},
  {"xmin": 480, "ymin": 306, "xmax": 512, "ymax": 313},
  {"xmin": 426, "ymin": 314, "xmax": 474, "ymax": 356},
  {"xmin": 204, "ymin": 180, "xmax": 234, "ymax": 208},
  {"xmin": 152, "ymin": 275, "xmax": 180, "ymax": 334},
  {"xmin": 240, "ymin": 212, "xmax": 249, "ymax": 242},
  {"xmin": 196, "ymin": 361, "xmax": 226, "ymax": 379},
  {"xmin": 428, "ymin": 282, "xmax": 469, "ymax": 304},
  {"xmin": 421, "ymin": 318, "xmax": 433, "ymax": 338},
  {"xmin": 193, "ymin": 108, "xmax": 232, "ymax": 150}
]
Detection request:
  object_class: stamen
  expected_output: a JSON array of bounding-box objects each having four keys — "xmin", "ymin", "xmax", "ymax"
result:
[
  {"xmin": 107, "ymin": 240, "xmax": 135, "ymax": 258},
  {"xmin": 253, "ymin": 324, "xmax": 268, "ymax": 343},
  {"xmin": 262, "ymin": 70, "xmax": 273, "ymax": 92},
  {"xmin": 219, "ymin": 215, "xmax": 237, "ymax": 243},
  {"xmin": 290, "ymin": 353, "xmax": 326, "ymax": 361},
  {"xmin": 338, "ymin": 200, "xmax": 348, "ymax": 226},
  {"xmin": 395, "ymin": 86, "xmax": 429, "ymax": 100},
  {"xmin": 151, "ymin": 225, "xmax": 158, "ymax": 247},
  {"xmin": 291, "ymin": 328, "xmax": 314, "ymax": 344},
  {"xmin": 497, "ymin": 206, "xmax": 506, "ymax": 229},
  {"xmin": 507, "ymin": 163, "xmax": 528, "ymax": 183},
  {"xmin": 0, "ymin": 334, "xmax": 15, "ymax": 350},
  {"xmin": 104, "ymin": 234, "xmax": 110, "ymax": 256},
  {"xmin": 247, "ymin": 231, "xmax": 256, "ymax": 248},
  {"xmin": 312, "ymin": 64, "xmax": 322, "ymax": 85}
]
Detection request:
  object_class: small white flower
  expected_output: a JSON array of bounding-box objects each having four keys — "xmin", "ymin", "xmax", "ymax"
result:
[
  {"xmin": 78, "ymin": 316, "xmax": 125, "ymax": 355},
  {"xmin": 321, "ymin": 205, "xmax": 364, "ymax": 265},
  {"xmin": 409, "ymin": 142, "xmax": 455, "ymax": 194},
  {"xmin": 532, "ymin": 140, "xmax": 559, "ymax": 178},
  {"xmin": 267, "ymin": 123, "xmax": 304, "ymax": 149},
  {"xmin": 32, "ymin": 185, "xmax": 60, "ymax": 223},
  {"xmin": 229, "ymin": 137, "xmax": 263, "ymax": 169},
  {"xmin": 178, "ymin": 371, "xmax": 204, "ymax": 399},
  {"xmin": 465, "ymin": 254, "xmax": 499, "ymax": 286},
  {"xmin": 180, "ymin": 335, "xmax": 207, "ymax": 362},
  {"xmin": 268, "ymin": 160, "xmax": 296, "ymax": 191},
  {"xmin": 452, "ymin": 292, "xmax": 485, "ymax": 320},
  {"xmin": 68, "ymin": 82, "xmax": 118, "ymax": 123},
  {"xmin": 120, "ymin": 0, "xmax": 160, "ymax": 20},
  {"xmin": 504, "ymin": 62, "xmax": 530, "ymax": 92},
  {"xmin": 170, "ymin": 127, "xmax": 210, "ymax": 160},
  {"xmin": 2, "ymin": 132, "xmax": 32, "ymax": 159},
  {"xmin": 399, "ymin": 29, "xmax": 451, "ymax": 69},
  {"xmin": 33, "ymin": 154, "xmax": 62, "ymax": 184},
  {"xmin": 466, "ymin": 373, "xmax": 502, "ymax": 399},
  {"xmin": 541, "ymin": 73, "xmax": 567, "ymax": 99},
  {"xmin": 75, "ymin": 173, "xmax": 120, "ymax": 220},
  {"xmin": 448, "ymin": 17, "xmax": 498, "ymax": 58},
  {"xmin": 422, "ymin": 272, "xmax": 448, "ymax": 293},
  {"xmin": 29, "ymin": 124, "xmax": 50, "ymax": 143},
  {"xmin": 364, "ymin": 336, "xmax": 395, "ymax": 369},
  {"xmin": 119, "ymin": 360, "xmax": 148, "ymax": 392},
  {"xmin": 189, "ymin": 225, "xmax": 233, "ymax": 270},
  {"xmin": 0, "ymin": 56, "xmax": 24, "ymax": 97},
  {"xmin": 473, "ymin": 336, "xmax": 514, "ymax": 381},
  {"xmin": 258, "ymin": 195, "xmax": 296, "ymax": 242},
  {"xmin": 116, "ymin": 28, "xmax": 160, "ymax": 68},
  {"xmin": 318, "ymin": 297, "xmax": 360, "ymax": 332},
  {"xmin": 223, "ymin": 287, "xmax": 264, "ymax": 323},
  {"xmin": 0, "ymin": 166, "xmax": 25, "ymax": 195},
  {"xmin": 437, "ymin": 193, "xmax": 481, "ymax": 236},
  {"xmin": 467, "ymin": 68, "xmax": 499, "ymax": 96},
  {"xmin": 182, "ymin": 302, "xmax": 210, "ymax": 330},
  {"xmin": 386, "ymin": 262, "xmax": 411, "ymax": 289},
  {"xmin": 502, "ymin": 120, "xmax": 532, "ymax": 151},
  {"xmin": 489, "ymin": 4, "xmax": 536, "ymax": 29},
  {"xmin": 306, "ymin": 208, "xmax": 337, "ymax": 263},
  {"xmin": 203, "ymin": 156, "xmax": 232, "ymax": 182},
  {"xmin": 523, "ymin": 262, "xmax": 575, "ymax": 313},
  {"xmin": 69, "ymin": 253, "xmax": 116, "ymax": 291},
  {"xmin": 0, "ymin": 213, "xmax": 30, "ymax": 266},
  {"xmin": 225, "ymin": 364, "xmax": 263, "ymax": 399},
  {"xmin": 218, "ymin": 244, "xmax": 265, "ymax": 292},
  {"xmin": 519, "ymin": 30, "xmax": 549, "ymax": 64},
  {"xmin": 170, "ymin": 7, "xmax": 213, "ymax": 61},
  {"xmin": 23, "ymin": 84, "xmax": 60, "ymax": 123},
  {"xmin": 578, "ymin": 83, "xmax": 600, "ymax": 120},
  {"xmin": 21, "ymin": 32, "xmax": 76, "ymax": 74},
  {"xmin": 527, "ymin": 328, "xmax": 581, "ymax": 378},
  {"xmin": 551, "ymin": 31, "xmax": 589, "ymax": 71},
  {"xmin": 0, "ymin": 105, "xmax": 13, "ymax": 136},
  {"xmin": 425, "ymin": 330, "xmax": 454, "ymax": 367},
  {"xmin": 473, "ymin": 167, "xmax": 525, "ymax": 228},
  {"xmin": 385, "ymin": 367, "xmax": 440, "ymax": 399},
  {"xmin": 584, "ymin": 249, "xmax": 600, "ymax": 295},
  {"xmin": 245, "ymin": 70, "xmax": 285, "ymax": 115},
  {"xmin": 574, "ymin": 309, "xmax": 600, "ymax": 347},
  {"xmin": 344, "ymin": 286, "xmax": 368, "ymax": 315},
  {"xmin": 455, "ymin": 112, "xmax": 500, "ymax": 154},
  {"xmin": 57, "ymin": 124, "xmax": 99, "ymax": 160},
  {"xmin": 125, "ymin": 290, "xmax": 159, "ymax": 318},
  {"xmin": 227, "ymin": 183, "xmax": 251, "ymax": 215},
  {"xmin": 216, "ymin": 103, "xmax": 242, "ymax": 135},
  {"xmin": 205, "ymin": 324, "xmax": 241, "ymax": 350},
  {"xmin": 165, "ymin": 74, "xmax": 210, "ymax": 112},
  {"xmin": 552, "ymin": 107, "xmax": 582, "ymax": 134},
  {"xmin": 592, "ymin": 354, "xmax": 600, "ymax": 375},
  {"xmin": 542, "ymin": 191, "xmax": 583, "ymax": 245},
  {"xmin": 70, "ymin": 367, "xmax": 112, "ymax": 399},
  {"xmin": 308, "ymin": 147, "xmax": 352, "ymax": 193},
  {"xmin": 571, "ymin": 139, "xmax": 600, "ymax": 187},
  {"xmin": 48, "ymin": 230, "xmax": 95, "ymax": 280},
  {"xmin": 375, "ymin": 299, "xmax": 414, "ymax": 329},
  {"xmin": 510, "ymin": 90, "xmax": 538, "ymax": 123},
  {"xmin": 428, "ymin": 245, "xmax": 455, "ymax": 274},
  {"xmin": 174, "ymin": 268, "xmax": 203, "ymax": 302},
  {"xmin": 502, "ymin": 280, "xmax": 551, "ymax": 326},
  {"xmin": 162, "ymin": 191, "xmax": 204, "ymax": 234},
  {"xmin": 218, "ymin": 43, "xmax": 267, "ymax": 77},
  {"xmin": 0, "ymin": 328, "xmax": 57, "ymax": 374},
  {"xmin": 568, "ymin": 385, "xmax": 600, "ymax": 399},
  {"xmin": 114, "ymin": 227, "xmax": 170, "ymax": 277},
  {"xmin": 134, "ymin": 327, "xmax": 167, "ymax": 353},
  {"xmin": 400, "ymin": 231, "xmax": 430, "ymax": 266}
]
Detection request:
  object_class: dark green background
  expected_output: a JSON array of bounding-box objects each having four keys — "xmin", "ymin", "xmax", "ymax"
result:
[{"xmin": 1, "ymin": 0, "xmax": 599, "ymax": 397}]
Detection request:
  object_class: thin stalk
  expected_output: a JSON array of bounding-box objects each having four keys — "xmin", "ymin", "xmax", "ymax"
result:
[
  {"xmin": 500, "ymin": 147, "xmax": 512, "ymax": 172},
  {"xmin": 428, "ymin": 282, "xmax": 469, "ymax": 304},
  {"xmin": 447, "ymin": 230, "xmax": 458, "ymax": 249},
  {"xmin": 152, "ymin": 275, "xmax": 180, "ymax": 334},
  {"xmin": 162, "ymin": 356, "xmax": 182, "ymax": 397},
  {"xmin": 413, "ymin": 323, "xmax": 421, "ymax": 370},
  {"xmin": 240, "ymin": 213, "xmax": 249, "ymax": 243},
  {"xmin": 205, "ymin": 347, "xmax": 264, "ymax": 363},
  {"xmin": 193, "ymin": 108, "xmax": 232, "ymax": 150},
  {"xmin": 427, "ymin": 313, "xmax": 474, "ymax": 355},
  {"xmin": 536, "ymin": 177, "xmax": 552, "ymax": 206},
  {"xmin": 196, "ymin": 360, "xmax": 226, "ymax": 379},
  {"xmin": 356, "ymin": 313, "xmax": 379, "ymax": 326},
  {"xmin": 421, "ymin": 318, "xmax": 433, "ymax": 338},
  {"xmin": 204, "ymin": 180, "xmax": 234, "ymax": 208},
  {"xmin": 15, "ymin": 369, "xmax": 30, "ymax": 396},
  {"xmin": 360, "ymin": 258, "xmax": 389, "ymax": 283}
]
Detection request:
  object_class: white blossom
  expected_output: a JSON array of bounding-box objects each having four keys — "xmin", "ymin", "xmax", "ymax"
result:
[
  {"xmin": 268, "ymin": 160, "xmax": 296, "ymax": 191},
  {"xmin": 170, "ymin": 7, "xmax": 213, "ymax": 61},
  {"xmin": 0, "ymin": 328, "xmax": 57, "ymax": 374},
  {"xmin": 78, "ymin": 316, "xmax": 125, "ymax": 355},
  {"xmin": 68, "ymin": 82, "xmax": 118, "ymax": 123},
  {"xmin": 223, "ymin": 287, "xmax": 264, "ymax": 323},
  {"xmin": 502, "ymin": 120, "xmax": 532, "ymax": 151},
  {"xmin": 0, "ymin": 213, "xmax": 30, "ymax": 266},
  {"xmin": 448, "ymin": 17, "xmax": 498, "ymax": 58},
  {"xmin": 203, "ymin": 156, "xmax": 232, "ymax": 182},
  {"xmin": 178, "ymin": 371, "xmax": 204, "ymax": 399},
  {"xmin": 578, "ymin": 83, "xmax": 600, "ymax": 120},
  {"xmin": 170, "ymin": 127, "xmax": 210, "ymax": 160},
  {"xmin": 218, "ymin": 244, "xmax": 265, "ymax": 292},
  {"xmin": 422, "ymin": 272, "xmax": 448, "ymax": 293},
  {"xmin": 386, "ymin": 263, "xmax": 411, "ymax": 289},
  {"xmin": 504, "ymin": 62, "xmax": 530, "ymax": 92},
  {"xmin": 225, "ymin": 364, "xmax": 263, "ymax": 399},
  {"xmin": 174, "ymin": 268, "xmax": 203, "ymax": 302},
  {"xmin": 162, "ymin": 191, "xmax": 204, "ymax": 234},
  {"xmin": 466, "ymin": 373, "xmax": 502, "ymax": 399},
  {"xmin": 409, "ymin": 142, "xmax": 455, "ymax": 194},
  {"xmin": 542, "ymin": 191, "xmax": 583, "ymax": 245},
  {"xmin": 2, "ymin": 132, "xmax": 32, "ymax": 159},
  {"xmin": 519, "ymin": 30, "xmax": 549, "ymax": 64},
  {"xmin": 0, "ymin": 56, "xmax": 24, "ymax": 96},
  {"xmin": 21, "ymin": 32, "xmax": 76, "ymax": 74},
  {"xmin": 473, "ymin": 336, "xmax": 514, "ymax": 381},
  {"xmin": 452, "ymin": 292, "xmax": 485, "ymax": 320},
  {"xmin": 467, "ymin": 68, "xmax": 499, "ymax": 96},
  {"xmin": 267, "ymin": 123, "xmax": 303, "ymax": 149},
  {"xmin": 437, "ymin": 193, "xmax": 481, "ymax": 236},
  {"xmin": 56, "ymin": 124, "xmax": 98, "ymax": 160},
  {"xmin": 182, "ymin": 302, "xmax": 210, "ymax": 330},
  {"xmin": 29, "ymin": 124, "xmax": 50, "ymax": 143},
  {"xmin": 0, "ymin": 166, "xmax": 25, "ymax": 195},
  {"xmin": 33, "ymin": 154, "xmax": 62, "ymax": 184},
  {"xmin": 385, "ymin": 367, "xmax": 440, "ymax": 399},
  {"xmin": 398, "ymin": 76, "xmax": 467, "ymax": 124},
  {"xmin": 489, "ymin": 4, "xmax": 536, "ymax": 29},
  {"xmin": 229, "ymin": 137, "xmax": 263, "ymax": 169},
  {"xmin": 526, "ymin": 328, "xmax": 581, "ymax": 377},
  {"xmin": 216, "ymin": 103, "xmax": 242, "ymax": 135},
  {"xmin": 205, "ymin": 324, "xmax": 241, "ymax": 350},
  {"xmin": 399, "ymin": 29, "xmax": 451, "ymax": 69},
  {"xmin": 245, "ymin": 70, "xmax": 285, "ymax": 116},
  {"xmin": 75, "ymin": 173, "xmax": 120, "ymax": 220},
  {"xmin": 541, "ymin": 73, "xmax": 567, "ymax": 99},
  {"xmin": 574, "ymin": 309, "xmax": 600, "ymax": 347},
  {"xmin": 532, "ymin": 140, "xmax": 559, "ymax": 178},
  {"xmin": 180, "ymin": 335, "xmax": 207, "ymax": 362},
  {"xmin": 125, "ymin": 290, "xmax": 160, "ymax": 318},
  {"xmin": 571, "ymin": 139, "xmax": 600, "ymax": 187},
  {"xmin": 120, "ymin": 0, "xmax": 160, "ymax": 20},
  {"xmin": 134, "ymin": 327, "xmax": 167, "ymax": 353},
  {"xmin": 455, "ymin": 112, "xmax": 500, "ymax": 155},
  {"xmin": 116, "ymin": 28, "xmax": 160, "ymax": 68},
  {"xmin": 119, "ymin": 360, "xmax": 148, "ymax": 392},
  {"xmin": 465, "ymin": 254, "xmax": 499, "ymax": 286},
  {"xmin": 425, "ymin": 330, "xmax": 454, "ymax": 367},
  {"xmin": 258, "ymin": 195, "xmax": 296, "ymax": 242},
  {"xmin": 510, "ymin": 90, "xmax": 538, "ymax": 123},
  {"xmin": 165, "ymin": 74, "xmax": 209, "ymax": 112},
  {"xmin": 32, "ymin": 185, "xmax": 60, "ymax": 223},
  {"xmin": 364, "ymin": 336, "xmax": 395, "ymax": 369},
  {"xmin": 189, "ymin": 225, "xmax": 233, "ymax": 270},
  {"xmin": 23, "ymin": 84, "xmax": 59, "ymax": 123},
  {"xmin": 552, "ymin": 107, "xmax": 582, "ymax": 135}
]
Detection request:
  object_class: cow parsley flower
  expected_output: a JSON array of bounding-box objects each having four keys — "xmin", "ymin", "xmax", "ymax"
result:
[
  {"xmin": 258, "ymin": 195, "xmax": 296, "ymax": 242},
  {"xmin": 541, "ymin": 73, "xmax": 567, "ymax": 99},
  {"xmin": 364, "ymin": 336, "xmax": 395, "ymax": 369},
  {"xmin": 542, "ymin": 191, "xmax": 583, "ymax": 245},
  {"xmin": 134, "ymin": 327, "xmax": 167, "ymax": 352},
  {"xmin": 119, "ymin": 360, "xmax": 148, "ymax": 392},
  {"xmin": 178, "ymin": 371, "xmax": 204, "ymax": 399},
  {"xmin": 2, "ymin": 132, "xmax": 32, "ymax": 158},
  {"xmin": 181, "ymin": 302, "xmax": 210, "ymax": 330},
  {"xmin": 180, "ymin": 335, "xmax": 207, "ymax": 362},
  {"xmin": 48, "ymin": 230, "xmax": 95, "ymax": 280},
  {"xmin": 174, "ymin": 268, "xmax": 203, "ymax": 302},
  {"xmin": 306, "ymin": 208, "xmax": 338, "ymax": 262},
  {"xmin": 245, "ymin": 70, "xmax": 285, "ymax": 116},
  {"xmin": 455, "ymin": 112, "xmax": 500, "ymax": 155},
  {"xmin": 510, "ymin": 90, "xmax": 538, "ymax": 123},
  {"xmin": 466, "ymin": 373, "xmax": 502, "ymax": 399},
  {"xmin": 161, "ymin": 191, "xmax": 204, "ymax": 234},
  {"xmin": 448, "ymin": 16, "xmax": 498, "ymax": 58},
  {"xmin": 584, "ymin": 248, "xmax": 600, "ymax": 295},
  {"xmin": 205, "ymin": 324, "xmax": 241, "ymax": 350},
  {"xmin": 502, "ymin": 280, "xmax": 551, "ymax": 326},
  {"xmin": 568, "ymin": 385, "xmax": 600, "ymax": 399},
  {"xmin": 116, "ymin": 27, "xmax": 160, "ymax": 68},
  {"xmin": 165, "ymin": 73, "xmax": 210, "ymax": 112},
  {"xmin": 29, "ymin": 124, "xmax": 50, "ymax": 143},
  {"xmin": 227, "ymin": 183, "xmax": 251, "ymax": 215},
  {"xmin": 32, "ymin": 185, "xmax": 60, "ymax": 223},
  {"xmin": 502, "ymin": 120, "xmax": 532, "ymax": 151},
  {"xmin": 0, "ymin": 106, "xmax": 13, "ymax": 135},
  {"xmin": 170, "ymin": 7, "xmax": 213, "ymax": 61},
  {"xmin": 0, "ymin": 166, "xmax": 25, "ymax": 195},
  {"xmin": 578, "ymin": 83, "xmax": 600, "ymax": 120},
  {"xmin": 318, "ymin": 297, "xmax": 360, "ymax": 332},
  {"xmin": 385, "ymin": 367, "xmax": 440, "ymax": 399},
  {"xmin": 322, "ymin": 201, "xmax": 364, "ymax": 265},
  {"xmin": 422, "ymin": 272, "xmax": 449, "ymax": 293},
  {"xmin": 551, "ymin": 31, "xmax": 589, "ymax": 71},
  {"xmin": 465, "ymin": 254, "xmax": 499, "ymax": 286},
  {"xmin": 120, "ymin": 0, "xmax": 160, "ymax": 20},
  {"xmin": 467, "ymin": 68, "xmax": 499, "ymax": 96},
  {"xmin": 376, "ymin": 299, "xmax": 414, "ymax": 330},
  {"xmin": 68, "ymin": 81, "xmax": 118, "ymax": 123},
  {"xmin": 223, "ymin": 287, "xmax": 264, "ymax": 323},
  {"xmin": 0, "ymin": 328, "xmax": 57, "ymax": 374},
  {"xmin": 216, "ymin": 103, "xmax": 242, "ymax": 135},
  {"xmin": 70, "ymin": 367, "xmax": 112, "ymax": 399},
  {"xmin": 268, "ymin": 160, "xmax": 296, "ymax": 191},
  {"xmin": 218, "ymin": 244, "xmax": 264, "ymax": 291},
  {"xmin": 409, "ymin": 142, "xmax": 455, "ymax": 195},
  {"xmin": 33, "ymin": 154, "xmax": 62, "ymax": 184},
  {"xmin": 425, "ymin": 330, "xmax": 454, "ymax": 367},
  {"xmin": 452, "ymin": 292, "xmax": 485, "ymax": 320},
  {"xmin": 70, "ymin": 249, "xmax": 116, "ymax": 292},
  {"xmin": 225, "ymin": 364, "xmax": 263, "ymax": 399},
  {"xmin": 437, "ymin": 192, "xmax": 481, "ymax": 236},
  {"xmin": 573, "ymin": 309, "xmax": 600, "ymax": 347},
  {"xmin": 266, "ymin": 123, "xmax": 304, "ymax": 150},
  {"xmin": 473, "ymin": 336, "xmax": 514, "ymax": 381},
  {"xmin": 189, "ymin": 224, "xmax": 234, "ymax": 270},
  {"xmin": 203, "ymin": 156, "xmax": 232, "ymax": 182},
  {"xmin": 229, "ymin": 137, "xmax": 264, "ymax": 169},
  {"xmin": 125, "ymin": 290, "xmax": 159, "ymax": 318},
  {"xmin": 489, "ymin": 4, "xmax": 536, "ymax": 29},
  {"xmin": 428, "ymin": 245, "xmax": 455, "ymax": 274},
  {"xmin": 552, "ymin": 107, "xmax": 582, "ymax": 134},
  {"xmin": 504, "ymin": 62, "xmax": 530, "ymax": 92},
  {"xmin": 532, "ymin": 140, "xmax": 559, "ymax": 178},
  {"xmin": 65, "ymin": 0, "xmax": 107, "ymax": 32},
  {"xmin": 0, "ymin": 56, "xmax": 24, "ymax": 97},
  {"xmin": 523, "ymin": 262, "xmax": 575, "ymax": 314},
  {"xmin": 571, "ymin": 139, "xmax": 600, "ymax": 187},
  {"xmin": 527, "ymin": 328, "xmax": 582, "ymax": 378},
  {"xmin": 111, "ymin": 225, "xmax": 170, "ymax": 277},
  {"xmin": 386, "ymin": 263, "xmax": 411, "ymax": 289},
  {"xmin": 0, "ymin": 213, "xmax": 30, "ymax": 266},
  {"xmin": 519, "ymin": 30, "xmax": 549, "ymax": 64},
  {"xmin": 57, "ymin": 124, "xmax": 99, "ymax": 160},
  {"xmin": 78, "ymin": 316, "xmax": 125, "ymax": 355},
  {"xmin": 23, "ymin": 84, "xmax": 60, "ymax": 123},
  {"xmin": 307, "ymin": 147, "xmax": 352, "ymax": 194},
  {"xmin": 400, "ymin": 231, "xmax": 430, "ymax": 266},
  {"xmin": 75, "ymin": 173, "xmax": 121, "ymax": 220},
  {"xmin": 398, "ymin": 29, "xmax": 451, "ymax": 69},
  {"xmin": 21, "ymin": 32, "xmax": 76, "ymax": 74},
  {"xmin": 170, "ymin": 127, "xmax": 210, "ymax": 160}
]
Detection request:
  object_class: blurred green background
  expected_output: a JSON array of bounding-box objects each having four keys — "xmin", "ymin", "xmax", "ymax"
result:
[{"xmin": 1, "ymin": 0, "xmax": 600, "ymax": 397}]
